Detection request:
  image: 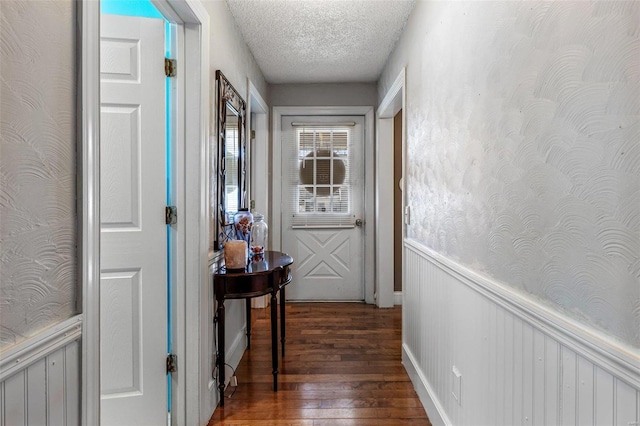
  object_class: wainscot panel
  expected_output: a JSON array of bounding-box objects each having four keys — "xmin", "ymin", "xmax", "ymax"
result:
[
  {"xmin": 0, "ymin": 316, "xmax": 82, "ymax": 425},
  {"xmin": 403, "ymin": 239, "xmax": 640, "ymax": 426}
]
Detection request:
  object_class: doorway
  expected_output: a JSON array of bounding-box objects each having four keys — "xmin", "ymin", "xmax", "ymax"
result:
[
  {"xmin": 393, "ymin": 110, "xmax": 403, "ymax": 298},
  {"xmin": 82, "ymin": 0, "xmax": 210, "ymax": 424},
  {"xmin": 376, "ymin": 68, "xmax": 405, "ymax": 308},
  {"xmin": 281, "ymin": 116, "xmax": 366, "ymax": 301},
  {"xmin": 272, "ymin": 106, "xmax": 375, "ymax": 303}
]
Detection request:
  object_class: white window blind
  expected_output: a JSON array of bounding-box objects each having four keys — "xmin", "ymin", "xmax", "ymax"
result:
[
  {"xmin": 225, "ymin": 124, "xmax": 239, "ymax": 213},
  {"xmin": 289, "ymin": 126, "xmax": 356, "ymax": 228}
]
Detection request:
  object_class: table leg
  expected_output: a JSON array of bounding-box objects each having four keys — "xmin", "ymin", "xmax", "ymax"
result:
[
  {"xmin": 280, "ymin": 286, "xmax": 286, "ymax": 357},
  {"xmin": 270, "ymin": 290, "xmax": 278, "ymax": 391},
  {"xmin": 217, "ymin": 300, "xmax": 226, "ymax": 406},
  {"xmin": 246, "ymin": 298, "xmax": 252, "ymax": 349}
]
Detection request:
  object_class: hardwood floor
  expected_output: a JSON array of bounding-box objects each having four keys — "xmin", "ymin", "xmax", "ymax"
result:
[{"xmin": 208, "ymin": 302, "xmax": 431, "ymax": 426}]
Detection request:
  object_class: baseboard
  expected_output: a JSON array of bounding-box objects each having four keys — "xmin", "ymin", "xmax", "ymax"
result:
[
  {"xmin": 394, "ymin": 291, "xmax": 402, "ymax": 305},
  {"xmin": 402, "ymin": 344, "xmax": 451, "ymax": 426},
  {"xmin": 226, "ymin": 326, "xmax": 247, "ymax": 379},
  {"xmin": 209, "ymin": 326, "xmax": 248, "ymax": 396}
]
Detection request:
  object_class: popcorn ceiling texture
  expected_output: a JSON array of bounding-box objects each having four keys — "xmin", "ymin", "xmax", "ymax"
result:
[
  {"xmin": 226, "ymin": 0, "xmax": 415, "ymax": 84},
  {"xmin": 379, "ymin": 1, "xmax": 640, "ymax": 347},
  {"xmin": 0, "ymin": 0, "xmax": 77, "ymax": 350}
]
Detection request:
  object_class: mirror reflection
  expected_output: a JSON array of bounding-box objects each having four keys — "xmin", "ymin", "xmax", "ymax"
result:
[{"xmin": 225, "ymin": 111, "xmax": 240, "ymax": 213}]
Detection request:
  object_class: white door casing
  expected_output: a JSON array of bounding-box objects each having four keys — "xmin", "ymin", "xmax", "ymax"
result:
[
  {"xmin": 281, "ymin": 116, "xmax": 365, "ymax": 301},
  {"xmin": 100, "ymin": 15, "xmax": 167, "ymax": 425}
]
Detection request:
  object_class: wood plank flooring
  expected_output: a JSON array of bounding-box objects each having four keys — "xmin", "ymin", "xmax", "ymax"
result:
[{"xmin": 208, "ymin": 302, "xmax": 431, "ymax": 426}]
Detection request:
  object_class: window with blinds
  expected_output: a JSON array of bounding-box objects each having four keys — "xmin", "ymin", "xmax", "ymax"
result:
[{"xmin": 290, "ymin": 126, "xmax": 355, "ymax": 228}]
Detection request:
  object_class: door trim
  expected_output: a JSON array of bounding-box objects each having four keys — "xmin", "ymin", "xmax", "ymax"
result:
[
  {"xmin": 376, "ymin": 68, "xmax": 406, "ymax": 308},
  {"xmin": 272, "ymin": 106, "xmax": 375, "ymax": 304},
  {"xmin": 247, "ymin": 80, "xmax": 270, "ymax": 309},
  {"xmin": 80, "ymin": 1, "xmax": 209, "ymax": 424},
  {"xmin": 79, "ymin": 1, "xmax": 101, "ymax": 423}
]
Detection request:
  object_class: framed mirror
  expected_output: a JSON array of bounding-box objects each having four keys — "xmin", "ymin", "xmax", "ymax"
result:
[{"xmin": 214, "ymin": 70, "xmax": 247, "ymax": 250}]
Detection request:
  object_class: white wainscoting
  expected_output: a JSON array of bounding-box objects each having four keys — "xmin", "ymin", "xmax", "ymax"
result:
[
  {"xmin": 0, "ymin": 316, "xmax": 82, "ymax": 425},
  {"xmin": 403, "ymin": 239, "xmax": 640, "ymax": 426}
]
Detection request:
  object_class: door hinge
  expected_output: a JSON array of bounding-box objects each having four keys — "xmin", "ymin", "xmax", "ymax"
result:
[
  {"xmin": 165, "ymin": 58, "xmax": 176, "ymax": 77},
  {"xmin": 167, "ymin": 354, "xmax": 177, "ymax": 374},
  {"xmin": 166, "ymin": 206, "xmax": 177, "ymax": 225}
]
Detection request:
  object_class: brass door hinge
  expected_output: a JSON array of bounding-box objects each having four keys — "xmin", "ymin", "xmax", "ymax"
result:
[
  {"xmin": 166, "ymin": 206, "xmax": 177, "ymax": 225},
  {"xmin": 165, "ymin": 58, "xmax": 176, "ymax": 77},
  {"xmin": 166, "ymin": 354, "xmax": 177, "ymax": 374}
]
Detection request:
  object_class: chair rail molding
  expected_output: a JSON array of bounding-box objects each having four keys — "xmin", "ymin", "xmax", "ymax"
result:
[{"xmin": 0, "ymin": 316, "xmax": 82, "ymax": 382}]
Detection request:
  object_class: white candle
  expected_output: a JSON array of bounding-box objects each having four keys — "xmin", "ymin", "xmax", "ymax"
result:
[{"xmin": 224, "ymin": 240, "xmax": 247, "ymax": 269}]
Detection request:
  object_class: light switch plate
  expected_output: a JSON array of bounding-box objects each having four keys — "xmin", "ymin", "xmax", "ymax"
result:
[{"xmin": 452, "ymin": 366, "xmax": 462, "ymax": 405}]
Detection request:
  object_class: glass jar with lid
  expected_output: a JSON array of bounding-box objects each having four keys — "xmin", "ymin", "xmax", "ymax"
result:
[{"xmin": 250, "ymin": 212, "xmax": 268, "ymax": 259}]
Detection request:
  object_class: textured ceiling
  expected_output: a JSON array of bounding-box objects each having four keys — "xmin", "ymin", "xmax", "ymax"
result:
[{"xmin": 226, "ymin": 0, "xmax": 416, "ymax": 84}]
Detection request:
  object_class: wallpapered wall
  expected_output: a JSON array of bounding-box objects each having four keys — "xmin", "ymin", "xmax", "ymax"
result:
[
  {"xmin": 0, "ymin": 0, "xmax": 77, "ymax": 350},
  {"xmin": 379, "ymin": 1, "xmax": 640, "ymax": 347}
]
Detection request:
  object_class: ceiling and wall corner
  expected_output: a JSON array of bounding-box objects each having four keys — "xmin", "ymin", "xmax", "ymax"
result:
[
  {"xmin": 204, "ymin": 1, "xmax": 269, "ymax": 104},
  {"xmin": 226, "ymin": 0, "xmax": 416, "ymax": 84},
  {"xmin": 0, "ymin": 0, "xmax": 77, "ymax": 350},
  {"xmin": 379, "ymin": 1, "xmax": 640, "ymax": 349}
]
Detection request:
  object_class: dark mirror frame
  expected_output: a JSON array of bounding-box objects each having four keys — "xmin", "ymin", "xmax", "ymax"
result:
[{"xmin": 215, "ymin": 70, "xmax": 247, "ymax": 250}]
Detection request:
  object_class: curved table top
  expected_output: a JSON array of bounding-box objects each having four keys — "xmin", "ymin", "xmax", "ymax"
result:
[{"xmin": 212, "ymin": 250, "xmax": 293, "ymax": 277}]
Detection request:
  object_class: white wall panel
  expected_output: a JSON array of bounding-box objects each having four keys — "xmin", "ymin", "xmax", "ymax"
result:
[
  {"xmin": 616, "ymin": 378, "xmax": 638, "ymax": 426},
  {"xmin": 545, "ymin": 338, "xmax": 561, "ymax": 426},
  {"xmin": 64, "ymin": 341, "xmax": 81, "ymax": 425},
  {"xmin": 27, "ymin": 359, "xmax": 47, "ymax": 425},
  {"xmin": 561, "ymin": 347, "xmax": 578, "ymax": 426},
  {"xmin": 4, "ymin": 372, "xmax": 26, "ymax": 426},
  {"xmin": 595, "ymin": 366, "xmax": 614, "ymax": 426},
  {"xmin": 0, "ymin": 321, "xmax": 81, "ymax": 426},
  {"xmin": 47, "ymin": 348, "xmax": 66, "ymax": 424},
  {"xmin": 404, "ymin": 239, "xmax": 640, "ymax": 426},
  {"xmin": 0, "ymin": 381, "xmax": 4, "ymax": 426}
]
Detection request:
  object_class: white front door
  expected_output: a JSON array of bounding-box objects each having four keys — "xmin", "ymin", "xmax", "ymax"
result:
[
  {"xmin": 281, "ymin": 116, "xmax": 365, "ymax": 301},
  {"xmin": 100, "ymin": 15, "xmax": 167, "ymax": 425}
]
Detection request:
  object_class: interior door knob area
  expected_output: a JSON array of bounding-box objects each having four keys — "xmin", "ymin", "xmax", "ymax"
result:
[{"xmin": 355, "ymin": 218, "xmax": 363, "ymax": 227}]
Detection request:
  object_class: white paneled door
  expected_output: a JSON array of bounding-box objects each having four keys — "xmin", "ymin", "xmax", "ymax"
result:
[
  {"xmin": 100, "ymin": 15, "xmax": 167, "ymax": 426},
  {"xmin": 281, "ymin": 116, "xmax": 365, "ymax": 300}
]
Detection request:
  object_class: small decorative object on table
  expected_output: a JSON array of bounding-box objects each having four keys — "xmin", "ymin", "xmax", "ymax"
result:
[
  {"xmin": 233, "ymin": 208, "xmax": 253, "ymax": 243},
  {"xmin": 224, "ymin": 240, "xmax": 248, "ymax": 270},
  {"xmin": 250, "ymin": 212, "xmax": 268, "ymax": 260}
]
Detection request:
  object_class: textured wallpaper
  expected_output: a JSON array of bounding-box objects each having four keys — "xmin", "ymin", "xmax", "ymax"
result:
[
  {"xmin": 0, "ymin": 0, "xmax": 77, "ymax": 350},
  {"xmin": 380, "ymin": 1, "xmax": 640, "ymax": 348}
]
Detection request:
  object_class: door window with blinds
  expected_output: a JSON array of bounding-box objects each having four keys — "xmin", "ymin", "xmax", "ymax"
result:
[
  {"xmin": 291, "ymin": 125, "xmax": 355, "ymax": 227},
  {"xmin": 225, "ymin": 116, "xmax": 240, "ymax": 213}
]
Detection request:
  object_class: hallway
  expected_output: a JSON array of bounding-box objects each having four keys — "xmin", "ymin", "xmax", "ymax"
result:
[{"xmin": 208, "ymin": 303, "xmax": 431, "ymax": 425}]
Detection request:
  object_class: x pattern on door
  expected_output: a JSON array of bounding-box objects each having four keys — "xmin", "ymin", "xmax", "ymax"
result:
[{"xmin": 296, "ymin": 230, "xmax": 351, "ymax": 279}]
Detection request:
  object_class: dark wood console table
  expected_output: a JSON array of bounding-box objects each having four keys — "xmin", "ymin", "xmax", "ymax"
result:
[{"xmin": 212, "ymin": 251, "xmax": 293, "ymax": 406}]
